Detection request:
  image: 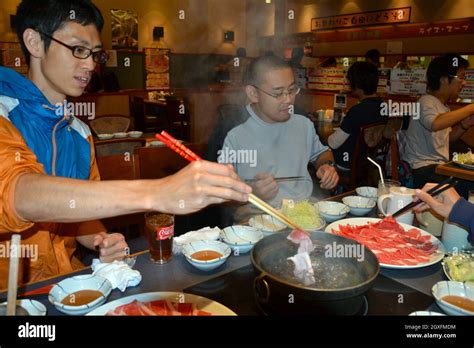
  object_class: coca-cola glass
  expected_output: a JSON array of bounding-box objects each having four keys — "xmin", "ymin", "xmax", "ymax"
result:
[{"xmin": 144, "ymin": 212, "xmax": 174, "ymax": 264}]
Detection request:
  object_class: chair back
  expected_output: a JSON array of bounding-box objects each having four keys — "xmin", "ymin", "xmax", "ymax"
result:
[
  {"xmin": 94, "ymin": 138, "xmax": 146, "ymax": 157},
  {"xmin": 90, "ymin": 116, "xmax": 130, "ymax": 135},
  {"xmin": 96, "ymin": 153, "xmax": 140, "ymax": 180},
  {"xmin": 136, "ymin": 143, "xmax": 207, "ymax": 179}
]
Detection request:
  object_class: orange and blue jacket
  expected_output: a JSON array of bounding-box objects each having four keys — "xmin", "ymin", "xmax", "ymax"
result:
[{"xmin": 0, "ymin": 66, "xmax": 100, "ymax": 290}]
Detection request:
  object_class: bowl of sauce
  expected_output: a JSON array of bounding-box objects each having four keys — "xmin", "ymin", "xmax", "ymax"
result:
[
  {"xmin": 182, "ymin": 240, "xmax": 231, "ymax": 271},
  {"xmin": 432, "ymin": 281, "xmax": 474, "ymax": 316},
  {"xmin": 49, "ymin": 275, "xmax": 112, "ymax": 315}
]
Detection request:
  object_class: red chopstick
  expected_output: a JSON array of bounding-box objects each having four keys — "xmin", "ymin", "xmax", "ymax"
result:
[{"xmin": 155, "ymin": 132, "xmax": 201, "ymax": 162}]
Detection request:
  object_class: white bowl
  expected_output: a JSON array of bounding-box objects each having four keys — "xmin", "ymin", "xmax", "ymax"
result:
[
  {"xmin": 342, "ymin": 196, "xmax": 376, "ymax": 216},
  {"xmin": 220, "ymin": 225, "xmax": 264, "ymax": 254},
  {"xmin": 409, "ymin": 311, "xmax": 446, "ymax": 316},
  {"xmin": 182, "ymin": 240, "xmax": 231, "ymax": 271},
  {"xmin": 1, "ymin": 299, "xmax": 47, "ymax": 316},
  {"xmin": 97, "ymin": 133, "xmax": 114, "ymax": 140},
  {"xmin": 113, "ymin": 132, "xmax": 128, "ymax": 138},
  {"xmin": 149, "ymin": 140, "xmax": 165, "ymax": 147},
  {"xmin": 356, "ymin": 186, "xmax": 378, "ymax": 199},
  {"xmin": 432, "ymin": 281, "xmax": 474, "ymax": 316},
  {"xmin": 317, "ymin": 201, "xmax": 350, "ymax": 223},
  {"xmin": 128, "ymin": 131, "xmax": 143, "ymax": 138},
  {"xmin": 248, "ymin": 214, "xmax": 287, "ymax": 235},
  {"xmin": 48, "ymin": 274, "xmax": 112, "ymax": 315}
]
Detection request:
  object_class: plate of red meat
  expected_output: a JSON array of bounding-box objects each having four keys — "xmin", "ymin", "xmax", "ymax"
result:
[
  {"xmin": 325, "ymin": 217, "xmax": 446, "ymax": 269},
  {"xmin": 86, "ymin": 292, "xmax": 236, "ymax": 316}
]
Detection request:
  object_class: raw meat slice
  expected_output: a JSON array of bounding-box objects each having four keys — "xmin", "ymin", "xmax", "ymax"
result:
[{"xmin": 287, "ymin": 251, "xmax": 316, "ymax": 286}]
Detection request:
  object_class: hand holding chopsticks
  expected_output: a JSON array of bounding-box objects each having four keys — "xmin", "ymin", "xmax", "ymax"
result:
[
  {"xmin": 412, "ymin": 180, "xmax": 463, "ymax": 219},
  {"xmin": 155, "ymin": 132, "xmax": 306, "ymax": 233},
  {"xmin": 391, "ymin": 177, "xmax": 457, "ymax": 218}
]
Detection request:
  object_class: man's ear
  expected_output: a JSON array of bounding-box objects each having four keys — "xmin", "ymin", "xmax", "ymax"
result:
[
  {"xmin": 245, "ymin": 85, "xmax": 259, "ymax": 103},
  {"xmin": 440, "ymin": 76, "xmax": 449, "ymax": 86},
  {"xmin": 23, "ymin": 28, "xmax": 44, "ymax": 60}
]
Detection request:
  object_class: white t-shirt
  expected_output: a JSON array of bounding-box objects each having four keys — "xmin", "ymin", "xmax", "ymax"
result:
[{"xmin": 402, "ymin": 94, "xmax": 451, "ymax": 169}]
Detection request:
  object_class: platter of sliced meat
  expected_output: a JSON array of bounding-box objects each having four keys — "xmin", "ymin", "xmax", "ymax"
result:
[
  {"xmin": 86, "ymin": 292, "xmax": 236, "ymax": 316},
  {"xmin": 325, "ymin": 217, "xmax": 446, "ymax": 269}
]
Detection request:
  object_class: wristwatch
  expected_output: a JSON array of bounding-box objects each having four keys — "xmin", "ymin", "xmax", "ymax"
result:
[{"xmin": 320, "ymin": 160, "xmax": 336, "ymax": 168}]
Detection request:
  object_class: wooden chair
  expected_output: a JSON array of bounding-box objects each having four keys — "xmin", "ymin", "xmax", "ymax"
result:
[
  {"xmin": 95, "ymin": 153, "xmax": 144, "ymax": 241},
  {"xmin": 340, "ymin": 118, "xmax": 403, "ymax": 190},
  {"xmin": 94, "ymin": 138, "xmax": 147, "ymax": 157},
  {"xmin": 166, "ymin": 98, "xmax": 190, "ymax": 141},
  {"xmin": 89, "ymin": 115, "xmax": 130, "ymax": 135},
  {"xmin": 135, "ymin": 143, "xmax": 207, "ymax": 179},
  {"xmin": 135, "ymin": 143, "xmax": 209, "ymax": 235},
  {"xmin": 130, "ymin": 96, "xmax": 168, "ymax": 133}
]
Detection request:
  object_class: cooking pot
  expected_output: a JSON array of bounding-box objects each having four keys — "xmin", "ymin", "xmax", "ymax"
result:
[{"xmin": 251, "ymin": 231, "xmax": 380, "ymax": 315}]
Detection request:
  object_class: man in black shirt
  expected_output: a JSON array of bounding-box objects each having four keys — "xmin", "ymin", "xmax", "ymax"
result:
[{"xmin": 328, "ymin": 62, "xmax": 385, "ymax": 170}]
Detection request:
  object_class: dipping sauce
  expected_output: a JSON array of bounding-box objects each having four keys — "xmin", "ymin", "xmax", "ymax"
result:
[
  {"xmin": 61, "ymin": 290, "xmax": 103, "ymax": 306},
  {"xmin": 442, "ymin": 295, "xmax": 474, "ymax": 312},
  {"xmin": 191, "ymin": 250, "xmax": 223, "ymax": 261}
]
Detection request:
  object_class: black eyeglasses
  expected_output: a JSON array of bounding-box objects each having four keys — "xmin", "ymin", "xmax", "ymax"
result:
[
  {"xmin": 37, "ymin": 31, "xmax": 108, "ymax": 64},
  {"xmin": 251, "ymin": 84, "xmax": 301, "ymax": 100},
  {"xmin": 449, "ymin": 74, "xmax": 465, "ymax": 81}
]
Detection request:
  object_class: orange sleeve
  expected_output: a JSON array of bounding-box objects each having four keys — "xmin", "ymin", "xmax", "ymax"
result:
[
  {"xmin": 0, "ymin": 117, "xmax": 45, "ymax": 233},
  {"xmin": 87, "ymin": 134, "xmax": 101, "ymax": 181}
]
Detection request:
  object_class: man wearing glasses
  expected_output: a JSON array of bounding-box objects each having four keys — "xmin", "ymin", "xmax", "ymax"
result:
[
  {"xmin": 0, "ymin": 0, "xmax": 251, "ymax": 288},
  {"xmin": 221, "ymin": 55, "xmax": 339, "ymax": 219},
  {"xmin": 401, "ymin": 54, "xmax": 474, "ymax": 197}
]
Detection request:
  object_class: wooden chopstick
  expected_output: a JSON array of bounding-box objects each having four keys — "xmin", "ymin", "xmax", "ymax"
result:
[
  {"xmin": 392, "ymin": 177, "xmax": 457, "ymax": 218},
  {"xmin": 155, "ymin": 131, "xmax": 306, "ymax": 233}
]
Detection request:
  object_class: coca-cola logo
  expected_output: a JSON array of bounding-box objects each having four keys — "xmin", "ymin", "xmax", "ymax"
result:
[{"xmin": 156, "ymin": 225, "xmax": 174, "ymax": 240}]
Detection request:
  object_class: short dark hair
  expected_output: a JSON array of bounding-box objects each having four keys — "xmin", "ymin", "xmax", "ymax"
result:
[
  {"xmin": 16, "ymin": 0, "xmax": 104, "ymax": 65},
  {"xmin": 245, "ymin": 55, "xmax": 291, "ymax": 85},
  {"xmin": 365, "ymin": 49, "xmax": 380, "ymax": 66},
  {"xmin": 426, "ymin": 54, "xmax": 469, "ymax": 91},
  {"xmin": 346, "ymin": 61, "xmax": 379, "ymax": 95}
]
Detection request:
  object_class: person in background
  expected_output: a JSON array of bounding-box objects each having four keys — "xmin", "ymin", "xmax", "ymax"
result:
[
  {"xmin": 415, "ymin": 184, "xmax": 473, "ymax": 236},
  {"xmin": 365, "ymin": 49, "xmax": 381, "ymax": 67},
  {"xmin": 401, "ymin": 54, "xmax": 474, "ymax": 197},
  {"xmin": 223, "ymin": 47, "xmax": 253, "ymax": 85},
  {"xmin": 327, "ymin": 62, "xmax": 386, "ymax": 170}
]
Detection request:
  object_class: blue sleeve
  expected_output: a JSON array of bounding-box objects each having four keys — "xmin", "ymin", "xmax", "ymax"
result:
[{"xmin": 448, "ymin": 198, "xmax": 474, "ymax": 238}]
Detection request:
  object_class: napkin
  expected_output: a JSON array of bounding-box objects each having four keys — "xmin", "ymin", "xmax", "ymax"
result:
[
  {"xmin": 91, "ymin": 259, "xmax": 142, "ymax": 292},
  {"xmin": 173, "ymin": 226, "xmax": 221, "ymax": 255}
]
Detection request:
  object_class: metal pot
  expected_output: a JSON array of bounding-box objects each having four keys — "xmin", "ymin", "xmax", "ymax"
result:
[{"xmin": 251, "ymin": 231, "xmax": 380, "ymax": 315}]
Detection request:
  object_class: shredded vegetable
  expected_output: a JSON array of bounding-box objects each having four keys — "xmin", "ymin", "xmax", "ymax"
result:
[
  {"xmin": 454, "ymin": 150, "xmax": 474, "ymax": 164},
  {"xmin": 444, "ymin": 253, "xmax": 474, "ymax": 282},
  {"xmin": 281, "ymin": 200, "xmax": 323, "ymax": 230}
]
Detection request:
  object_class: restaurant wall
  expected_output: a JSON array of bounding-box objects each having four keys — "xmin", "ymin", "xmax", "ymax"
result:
[
  {"xmin": 0, "ymin": 0, "xmax": 260, "ymax": 56},
  {"xmin": 282, "ymin": 0, "xmax": 474, "ymax": 56}
]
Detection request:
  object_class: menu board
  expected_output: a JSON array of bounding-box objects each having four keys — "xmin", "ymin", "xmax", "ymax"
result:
[
  {"xmin": 307, "ymin": 68, "xmax": 350, "ymax": 92},
  {"xmin": 389, "ymin": 68, "xmax": 427, "ymax": 95},
  {"xmin": 377, "ymin": 68, "xmax": 391, "ymax": 94},
  {"xmin": 459, "ymin": 69, "xmax": 474, "ymax": 99},
  {"xmin": 0, "ymin": 42, "xmax": 28, "ymax": 76},
  {"xmin": 145, "ymin": 48, "xmax": 170, "ymax": 90}
]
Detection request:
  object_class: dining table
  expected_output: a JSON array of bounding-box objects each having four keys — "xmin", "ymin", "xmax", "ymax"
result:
[
  {"xmin": 0, "ymin": 191, "xmax": 450, "ymax": 316},
  {"xmin": 436, "ymin": 161, "xmax": 474, "ymax": 182}
]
